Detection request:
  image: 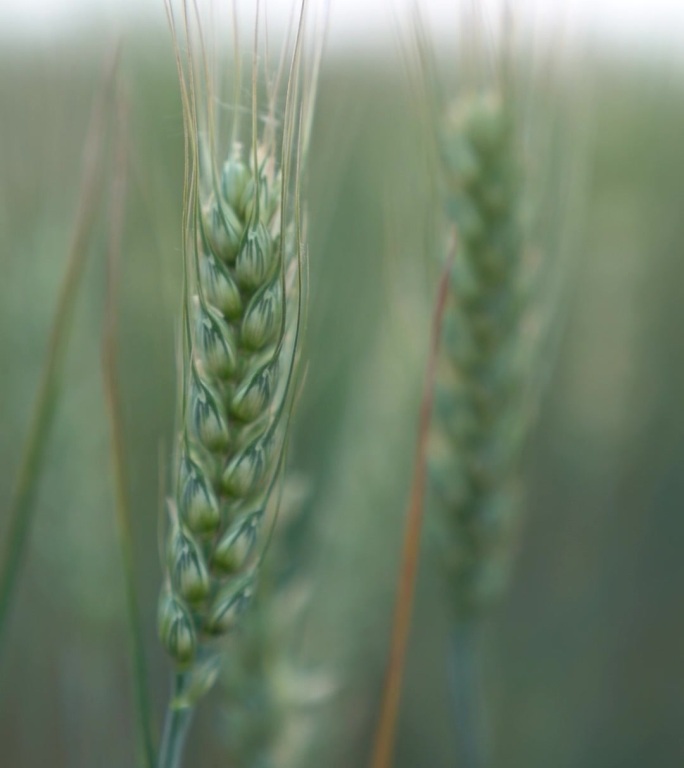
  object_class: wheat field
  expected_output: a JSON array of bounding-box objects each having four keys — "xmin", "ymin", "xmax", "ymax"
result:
[{"xmin": 1, "ymin": 6, "xmax": 684, "ymax": 768}]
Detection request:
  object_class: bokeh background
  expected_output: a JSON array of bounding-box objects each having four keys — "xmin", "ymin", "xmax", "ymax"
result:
[{"xmin": 1, "ymin": 2, "xmax": 684, "ymax": 767}]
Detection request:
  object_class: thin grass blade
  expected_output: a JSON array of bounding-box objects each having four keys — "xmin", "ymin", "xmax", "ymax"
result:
[
  {"xmin": 101, "ymin": 80, "xmax": 156, "ymax": 768},
  {"xmin": 369, "ymin": 254, "xmax": 453, "ymax": 768},
  {"xmin": 0, "ymin": 47, "xmax": 120, "ymax": 655}
]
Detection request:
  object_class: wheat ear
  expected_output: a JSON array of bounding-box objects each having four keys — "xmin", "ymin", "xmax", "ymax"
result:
[
  {"xmin": 157, "ymin": 2, "xmax": 323, "ymax": 766},
  {"xmin": 428, "ymin": 65, "xmax": 542, "ymax": 763},
  {"xmin": 431, "ymin": 91, "xmax": 529, "ymax": 615}
]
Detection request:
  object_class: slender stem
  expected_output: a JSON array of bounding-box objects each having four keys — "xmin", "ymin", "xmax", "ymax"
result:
[
  {"xmin": 449, "ymin": 620, "xmax": 489, "ymax": 768},
  {"xmin": 0, "ymin": 48, "xmax": 119, "ymax": 655},
  {"xmin": 158, "ymin": 675, "xmax": 195, "ymax": 768},
  {"xmin": 101, "ymin": 84, "xmax": 156, "ymax": 768},
  {"xmin": 369, "ymin": 257, "xmax": 453, "ymax": 768}
]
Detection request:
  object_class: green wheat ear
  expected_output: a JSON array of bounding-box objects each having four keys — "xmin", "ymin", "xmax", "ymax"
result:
[
  {"xmin": 429, "ymin": 90, "xmax": 531, "ymax": 616},
  {"xmin": 158, "ymin": 1, "xmax": 325, "ymax": 731},
  {"xmin": 157, "ymin": 131, "xmax": 289, "ymax": 696}
]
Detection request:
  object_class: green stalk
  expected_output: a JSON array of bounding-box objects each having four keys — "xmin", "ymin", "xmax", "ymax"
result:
[
  {"xmin": 0, "ymin": 48, "xmax": 119, "ymax": 654},
  {"xmin": 101, "ymin": 83, "xmax": 156, "ymax": 768},
  {"xmin": 158, "ymin": 675, "xmax": 195, "ymax": 768},
  {"xmin": 449, "ymin": 621, "xmax": 489, "ymax": 768}
]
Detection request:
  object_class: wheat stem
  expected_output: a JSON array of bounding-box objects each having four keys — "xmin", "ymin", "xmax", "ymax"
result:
[
  {"xmin": 158, "ymin": 675, "xmax": 194, "ymax": 768},
  {"xmin": 449, "ymin": 621, "xmax": 489, "ymax": 768},
  {"xmin": 0, "ymin": 47, "xmax": 119, "ymax": 656}
]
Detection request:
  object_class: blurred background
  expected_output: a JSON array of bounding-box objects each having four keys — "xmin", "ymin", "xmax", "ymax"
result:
[{"xmin": 1, "ymin": 1, "xmax": 684, "ymax": 767}]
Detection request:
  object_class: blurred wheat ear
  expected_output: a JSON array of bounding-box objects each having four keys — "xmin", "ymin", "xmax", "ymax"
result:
[
  {"xmin": 157, "ymin": 3, "xmax": 325, "ymax": 767},
  {"xmin": 220, "ymin": 476, "xmax": 336, "ymax": 768},
  {"xmin": 0, "ymin": 48, "xmax": 120, "ymax": 658},
  {"xmin": 431, "ymin": 89, "xmax": 528, "ymax": 768},
  {"xmin": 433, "ymin": 89, "xmax": 528, "ymax": 620},
  {"xmin": 370, "ymin": 4, "xmax": 585, "ymax": 766},
  {"xmin": 426, "ymin": 13, "xmax": 585, "ymax": 768}
]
